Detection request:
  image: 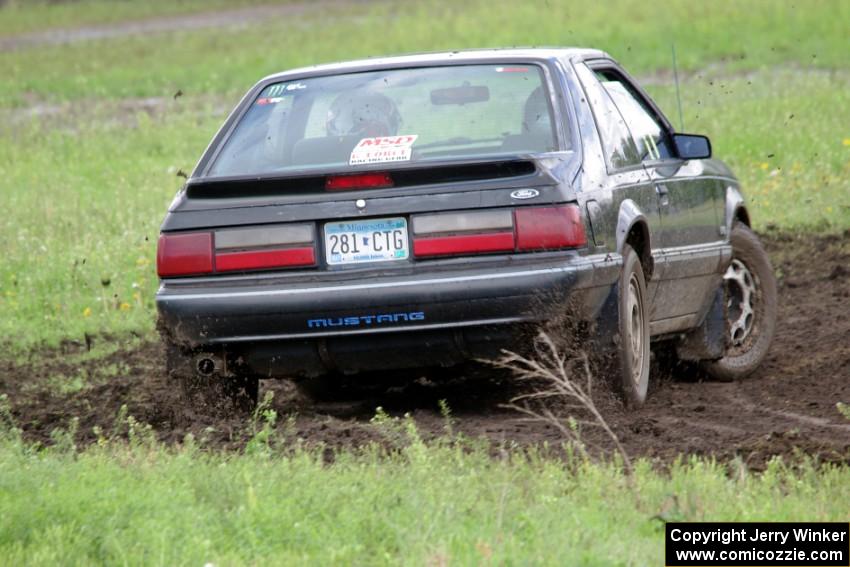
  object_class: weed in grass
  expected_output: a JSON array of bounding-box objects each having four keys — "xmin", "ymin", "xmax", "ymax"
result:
[
  {"xmin": 494, "ymin": 331, "xmax": 633, "ymax": 475},
  {"xmin": 51, "ymin": 370, "xmax": 87, "ymax": 395},
  {"xmin": 837, "ymin": 402, "xmax": 850, "ymax": 422},
  {"xmin": 49, "ymin": 416, "xmax": 79, "ymax": 455},
  {"xmin": 245, "ymin": 391, "xmax": 279, "ymax": 458}
]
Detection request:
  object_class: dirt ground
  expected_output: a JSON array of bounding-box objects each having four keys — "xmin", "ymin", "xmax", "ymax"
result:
[
  {"xmin": 0, "ymin": 1, "xmax": 360, "ymax": 52},
  {"xmin": 2, "ymin": 232, "xmax": 848, "ymax": 466}
]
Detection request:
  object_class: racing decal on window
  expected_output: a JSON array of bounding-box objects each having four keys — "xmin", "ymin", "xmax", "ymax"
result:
[
  {"xmin": 255, "ymin": 82, "xmax": 306, "ymax": 105},
  {"xmin": 349, "ymin": 135, "xmax": 418, "ymax": 165},
  {"xmin": 641, "ymin": 134, "xmax": 661, "ymax": 160},
  {"xmin": 256, "ymin": 97, "xmax": 285, "ymax": 105}
]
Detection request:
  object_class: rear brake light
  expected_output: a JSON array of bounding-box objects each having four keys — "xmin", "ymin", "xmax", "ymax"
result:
[
  {"xmin": 515, "ymin": 205, "xmax": 586, "ymax": 250},
  {"xmin": 158, "ymin": 224, "xmax": 318, "ymax": 277},
  {"xmin": 411, "ymin": 205, "xmax": 585, "ymax": 259},
  {"xmin": 412, "ymin": 210, "xmax": 515, "ymax": 258},
  {"xmin": 413, "ymin": 232, "xmax": 515, "ymax": 257},
  {"xmin": 214, "ymin": 223, "xmax": 316, "ymax": 272},
  {"xmin": 216, "ymin": 248, "xmax": 315, "ymax": 272},
  {"xmin": 325, "ymin": 172, "xmax": 393, "ymax": 191},
  {"xmin": 157, "ymin": 232, "xmax": 214, "ymax": 277}
]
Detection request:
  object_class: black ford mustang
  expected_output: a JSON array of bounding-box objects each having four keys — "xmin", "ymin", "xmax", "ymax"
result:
[{"xmin": 156, "ymin": 48, "xmax": 777, "ymax": 410}]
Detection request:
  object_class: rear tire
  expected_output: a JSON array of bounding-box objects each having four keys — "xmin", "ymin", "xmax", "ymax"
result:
[
  {"xmin": 607, "ymin": 244, "xmax": 651, "ymax": 407},
  {"xmin": 702, "ymin": 224, "xmax": 777, "ymax": 381},
  {"xmin": 165, "ymin": 342, "xmax": 259, "ymax": 413},
  {"xmin": 294, "ymin": 374, "xmax": 348, "ymax": 402}
]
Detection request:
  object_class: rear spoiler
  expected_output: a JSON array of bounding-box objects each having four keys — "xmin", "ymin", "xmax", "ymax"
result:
[{"xmin": 185, "ymin": 160, "xmax": 538, "ymax": 200}]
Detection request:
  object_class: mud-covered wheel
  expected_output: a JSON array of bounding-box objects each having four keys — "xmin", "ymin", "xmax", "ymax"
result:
[
  {"xmin": 609, "ymin": 244, "xmax": 651, "ymax": 407},
  {"xmin": 165, "ymin": 342, "xmax": 259, "ymax": 413},
  {"xmin": 702, "ymin": 223, "xmax": 777, "ymax": 381}
]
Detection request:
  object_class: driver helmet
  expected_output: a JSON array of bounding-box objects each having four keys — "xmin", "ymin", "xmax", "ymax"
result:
[{"xmin": 326, "ymin": 91, "xmax": 401, "ymax": 138}]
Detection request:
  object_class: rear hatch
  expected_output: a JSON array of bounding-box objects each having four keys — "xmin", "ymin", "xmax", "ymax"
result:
[
  {"xmin": 157, "ymin": 157, "xmax": 587, "ymax": 279},
  {"xmin": 158, "ymin": 61, "xmax": 587, "ymax": 278}
]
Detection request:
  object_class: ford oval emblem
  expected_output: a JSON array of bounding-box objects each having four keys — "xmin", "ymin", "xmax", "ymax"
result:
[{"xmin": 510, "ymin": 188, "xmax": 539, "ymax": 200}]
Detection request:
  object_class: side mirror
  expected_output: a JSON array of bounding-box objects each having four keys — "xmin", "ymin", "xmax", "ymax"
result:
[{"xmin": 673, "ymin": 133, "xmax": 712, "ymax": 160}]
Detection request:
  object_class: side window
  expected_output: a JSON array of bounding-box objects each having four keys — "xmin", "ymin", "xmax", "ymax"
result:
[
  {"xmin": 574, "ymin": 62, "xmax": 641, "ymax": 170},
  {"xmin": 595, "ymin": 69, "xmax": 673, "ymax": 161}
]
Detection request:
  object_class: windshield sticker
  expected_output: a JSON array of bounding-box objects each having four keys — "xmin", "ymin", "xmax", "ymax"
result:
[
  {"xmin": 495, "ymin": 66, "xmax": 529, "ymax": 73},
  {"xmin": 256, "ymin": 82, "xmax": 307, "ymax": 104},
  {"xmin": 256, "ymin": 97, "xmax": 285, "ymax": 105},
  {"xmin": 267, "ymin": 83, "xmax": 306, "ymax": 96},
  {"xmin": 349, "ymin": 135, "xmax": 418, "ymax": 165}
]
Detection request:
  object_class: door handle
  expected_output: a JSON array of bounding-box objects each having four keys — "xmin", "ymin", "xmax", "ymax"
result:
[{"xmin": 655, "ymin": 184, "xmax": 670, "ymax": 206}]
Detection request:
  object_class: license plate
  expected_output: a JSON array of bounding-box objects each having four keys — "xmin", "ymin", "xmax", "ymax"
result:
[{"xmin": 324, "ymin": 217, "xmax": 409, "ymax": 265}]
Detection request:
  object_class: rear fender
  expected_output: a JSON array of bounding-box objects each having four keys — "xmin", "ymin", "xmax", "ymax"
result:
[
  {"xmin": 590, "ymin": 199, "xmax": 653, "ymax": 351},
  {"xmin": 615, "ymin": 199, "xmax": 649, "ymax": 253},
  {"xmin": 725, "ymin": 185, "xmax": 749, "ymax": 236},
  {"xmin": 615, "ymin": 199, "xmax": 654, "ymax": 278}
]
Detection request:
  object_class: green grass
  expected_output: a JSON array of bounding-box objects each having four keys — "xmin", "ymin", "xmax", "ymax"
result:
[
  {"xmin": 0, "ymin": 418, "xmax": 848, "ymax": 566},
  {"xmin": 0, "ymin": 106, "xmax": 221, "ymax": 346},
  {"xmin": 3, "ymin": 0, "xmax": 850, "ymax": 107},
  {"xmin": 646, "ymin": 69, "xmax": 850, "ymax": 228}
]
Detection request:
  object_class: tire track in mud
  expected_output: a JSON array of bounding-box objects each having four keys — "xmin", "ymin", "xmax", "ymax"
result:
[
  {"xmin": 0, "ymin": 1, "xmax": 369, "ymax": 52},
  {"xmin": 723, "ymin": 390, "xmax": 850, "ymax": 431},
  {"xmin": 2, "ymin": 231, "xmax": 849, "ymax": 466}
]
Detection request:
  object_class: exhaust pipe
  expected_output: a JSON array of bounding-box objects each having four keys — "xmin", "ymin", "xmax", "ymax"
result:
[{"xmin": 194, "ymin": 353, "xmax": 222, "ymax": 377}]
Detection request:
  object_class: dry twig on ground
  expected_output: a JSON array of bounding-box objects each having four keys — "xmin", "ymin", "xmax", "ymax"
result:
[{"xmin": 492, "ymin": 331, "xmax": 632, "ymax": 474}]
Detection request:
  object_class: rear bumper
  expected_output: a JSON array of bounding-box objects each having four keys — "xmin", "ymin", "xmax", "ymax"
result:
[{"xmin": 156, "ymin": 253, "xmax": 621, "ymax": 374}]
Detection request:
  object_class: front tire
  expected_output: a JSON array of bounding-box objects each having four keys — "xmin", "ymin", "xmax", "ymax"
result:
[
  {"xmin": 702, "ymin": 223, "xmax": 777, "ymax": 381},
  {"xmin": 609, "ymin": 244, "xmax": 651, "ymax": 407}
]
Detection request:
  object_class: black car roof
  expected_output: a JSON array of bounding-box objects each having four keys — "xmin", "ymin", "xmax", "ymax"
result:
[{"xmin": 259, "ymin": 47, "xmax": 609, "ymax": 83}]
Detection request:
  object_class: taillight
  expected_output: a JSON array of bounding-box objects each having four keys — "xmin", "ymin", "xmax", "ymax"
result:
[
  {"xmin": 413, "ymin": 210, "xmax": 515, "ymax": 258},
  {"xmin": 214, "ymin": 224, "xmax": 315, "ymax": 272},
  {"xmin": 157, "ymin": 224, "xmax": 317, "ymax": 277},
  {"xmin": 515, "ymin": 205, "xmax": 586, "ymax": 250},
  {"xmin": 414, "ymin": 232, "xmax": 515, "ymax": 257},
  {"xmin": 157, "ymin": 232, "xmax": 213, "ymax": 277},
  {"xmin": 215, "ymin": 248, "xmax": 315, "ymax": 272},
  {"xmin": 411, "ymin": 205, "xmax": 586, "ymax": 259},
  {"xmin": 325, "ymin": 172, "xmax": 393, "ymax": 191}
]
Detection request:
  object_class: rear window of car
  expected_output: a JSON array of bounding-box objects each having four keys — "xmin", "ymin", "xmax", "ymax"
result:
[{"xmin": 207, "ymin": 64, "xmax": 561, "ymax": 177}]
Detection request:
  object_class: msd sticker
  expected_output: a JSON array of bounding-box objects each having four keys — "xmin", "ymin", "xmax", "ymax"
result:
[
  {"xmin": 256, "ymin": 97, "xmax": 286, "ymax": 105},
  {"xmin": 349, "ymin": 135, "xmax": 418, "ymax": 165}
]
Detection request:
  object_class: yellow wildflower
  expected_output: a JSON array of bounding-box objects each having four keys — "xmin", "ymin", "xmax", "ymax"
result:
[
  {"xmin": 842, "ymin": 138, "xmax": 850, "ymax": 147},
  {"xmin": 759, "ymin": 162, "xmax": 769, "ymax": 170},
  {"xmin": 119, "ymin": 302, "xmax": 131, "ymax": 311},
  {"xmin": 83, "ymin": 307, "xmax": 92, "ymax": 317}
]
